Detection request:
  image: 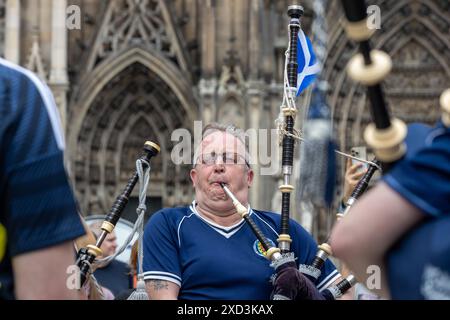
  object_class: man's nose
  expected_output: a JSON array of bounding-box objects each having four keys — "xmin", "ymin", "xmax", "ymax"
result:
[{"xmin": 213, "ymin": 160, "xmax": 225, "ymax": 173}]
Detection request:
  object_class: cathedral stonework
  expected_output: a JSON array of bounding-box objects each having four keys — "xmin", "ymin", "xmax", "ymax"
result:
[
  {"xmin": 0, "ymin": 0, "xmax": 5, "ymax": 57},
  {"xmin": 1, "ymin": 0, "xmax": 449, "ymax": 238}
]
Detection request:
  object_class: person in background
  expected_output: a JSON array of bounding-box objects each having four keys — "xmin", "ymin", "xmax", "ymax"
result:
[
  {"xmin": 89, "ymin": 222, "xmax": 132, "ymax": 298},
  {"xmin": 114, "ymin": 240, "xmax": 138, "ymax": 300}
]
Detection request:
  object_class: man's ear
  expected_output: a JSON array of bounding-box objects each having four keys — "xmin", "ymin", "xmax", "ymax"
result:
[
  {"xmin": 247, "ymin": 168, "xmax": 254, "ymax": 187},
  {"xmin": 190, "ymin": 168, "xmax": 197, "ymax": 187}
]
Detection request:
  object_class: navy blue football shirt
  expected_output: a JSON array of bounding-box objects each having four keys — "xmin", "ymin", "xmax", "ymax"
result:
[
  {"xmin": 143, "ymin": 201, "xmax": 340, "ymax": 300},
  {"xmin": 383, "ymin": 121, "xmax": 450, "ymax": 217}
]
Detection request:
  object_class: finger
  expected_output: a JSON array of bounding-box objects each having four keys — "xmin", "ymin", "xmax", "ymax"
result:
[
  {"xmin": 348, "ymin": 163, "xmax": 363, "ymax": 174},
  {"xmin": 352, "ymin": 171, "xmax": 366, "ymax": 179},
  {"xmin": 346, "ymin": 158, "xmax": 352, "ymax": 169},
  {"xmin": 350, "ymin": 174, "xmax": 365, "ymax": 184}
]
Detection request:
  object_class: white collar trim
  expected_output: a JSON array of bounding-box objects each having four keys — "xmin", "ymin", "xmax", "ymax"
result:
[{"xmin": 189, "ymin": 200, "xmax": 253, "ymax": 238}]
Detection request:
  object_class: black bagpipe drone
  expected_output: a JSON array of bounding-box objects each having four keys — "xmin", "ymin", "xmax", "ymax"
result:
[
  {"xmin": 219, "ymin": 1, "xmax": 374, "ymax": 300},
  {"xmin": 75, "ymin": 141, "xmax": 160, "ymax": 297}
]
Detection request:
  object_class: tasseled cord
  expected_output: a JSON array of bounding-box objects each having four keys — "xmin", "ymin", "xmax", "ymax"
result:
[{"xmin": 127, "ymin": 159, "xmax": 151, "ymax": 300}]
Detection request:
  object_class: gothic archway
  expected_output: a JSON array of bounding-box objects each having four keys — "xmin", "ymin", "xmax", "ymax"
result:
[
  {"xmin": 66, "ymin": 0, "xmax": 199, "ymax": 216},
  {"xmin": 71, "ymin": 61, "xmax": 195, "ymax": 215}
]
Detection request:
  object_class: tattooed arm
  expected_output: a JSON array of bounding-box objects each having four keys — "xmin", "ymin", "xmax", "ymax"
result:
[{"xmin": 145, "ymin": 280, "xmax": 180, "ymax": 300}]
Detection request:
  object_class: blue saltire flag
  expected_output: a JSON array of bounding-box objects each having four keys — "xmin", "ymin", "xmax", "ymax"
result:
[{"xmin": 296, "ymin": 29, "xmax": 320, "ymax": 96}]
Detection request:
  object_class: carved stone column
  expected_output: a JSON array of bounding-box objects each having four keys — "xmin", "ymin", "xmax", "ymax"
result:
[
  {"xmin": 199, "ymin": 1, "xmax": 217, "ymax": 125},
  {"xmin": 5, "ymin": 0, "xmax": 20, "ymax": 63},
  {"xmin": 199, "ymin": 78, "xmax": 217, "ymax": 124},
  {"xmin": 247, "ymin": 86, "xmax": 262, "ymax": 208},
  {"xmin": 248, "ymin": 0, "xmax": 261, "ymax": 80},
  {"xmin": 49, "ymin": 0, "xmax": 69, "ymax": 134},
  {"xmin": 200, "ymin": 0, "xmax": 216, "ymax": 78}
]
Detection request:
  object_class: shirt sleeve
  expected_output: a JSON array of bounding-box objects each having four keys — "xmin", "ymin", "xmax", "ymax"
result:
[
  {"xmin": 3, "ymin": 68, "xmax": 85, "ymax": 256},
  {"xmin": 290, "ymin": 219, "xmax": 340, "ymax": 292},
  {"xmin": 142, "ymin": 211, "xmax": 182, "ymax": 287},
  {"xmin": 383, "ymin": 124, "xmax": 450, "ymax": 217}
]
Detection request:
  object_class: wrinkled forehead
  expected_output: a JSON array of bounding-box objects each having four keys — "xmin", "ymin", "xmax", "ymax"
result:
[{"xmin": 199, "ymin": 131, "xmax": 246, "ymax": 154}]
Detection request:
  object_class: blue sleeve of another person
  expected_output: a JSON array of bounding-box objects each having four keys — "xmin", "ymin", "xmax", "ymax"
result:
[
  {"xmin": 1, "ymin": 61, "xmax": 85, "ymax": 256},
  {"xmin": 383, "ymin": 123, "xmax": 450, "ymax": 217},
  {"xmin": 290, "ymin": 219, "xmax": 340, "ymax": 291},
  {"xmin": 142, "ymin": 210, "xmax": 182, "ymax": 287}
]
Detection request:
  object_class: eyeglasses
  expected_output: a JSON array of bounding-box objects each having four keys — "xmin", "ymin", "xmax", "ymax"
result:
[{"xmin": 198, "ymin": 151, "xmax": 249, "ymax": 167}]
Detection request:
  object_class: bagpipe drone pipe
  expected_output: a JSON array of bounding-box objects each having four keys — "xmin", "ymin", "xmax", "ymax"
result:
[
  {"xmin": 75, "ymin": 141, "xmax": 160, "ymax": 293},
  {"xmin": 251, "ymin": 0, "xmax": 359, "ymax": 300},
  {"xmin": 271, "ymin": 0, "xmax": 438, "ymax": 300}
]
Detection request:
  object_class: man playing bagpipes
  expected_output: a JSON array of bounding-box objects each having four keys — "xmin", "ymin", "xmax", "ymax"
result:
[{"xmin": 142, "ymin": 123, "xmax": 341, "ymax": 300}]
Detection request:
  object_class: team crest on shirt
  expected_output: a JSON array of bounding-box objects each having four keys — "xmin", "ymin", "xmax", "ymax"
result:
[{"xmin": 253, "ymin": 239, "xmax": 276, "ymax": 258}]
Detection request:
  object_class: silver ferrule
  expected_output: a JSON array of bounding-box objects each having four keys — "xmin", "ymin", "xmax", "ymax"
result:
[
  {"xmin": 343, "ymin": 197, "xmax": 356, "ymax": 217},
  {"xmin": 288, "ymin": 4, "xmax": 304, "ymax": 12},
  {"xmin": 346, "ymin": 274, "xmax": 357, "ymax": 287},
  {"xmin": 346, "ymin": 197, "xmax": 356, "ymax": 207},
  {"xmin": 96, "ymin": 231, "xmax": 108, "ymax": 248},
  {"xmin": 283, "ymin": 175, "xmax": 291, "ymax": 186},
  {"xmin": 272, "ymin": 251, "xmax": 282, "ymax": 262},
  {"xmin": 317, "ymin": 249, "xmax": 329, "ymax": 261},
  {"xmin": 278, "ymin": 241, "xmax": 290, "ymax": 252},
  {"xmin": 283, "ymin": 165, "xmax": 292, "ymax": 176}
]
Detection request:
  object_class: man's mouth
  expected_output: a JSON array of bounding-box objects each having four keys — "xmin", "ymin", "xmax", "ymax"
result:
[{"xmin": 211, "ymin": 181, "xmax": 228, "ymax": 187}]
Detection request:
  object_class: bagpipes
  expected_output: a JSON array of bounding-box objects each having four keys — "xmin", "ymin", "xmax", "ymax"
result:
[
  {"xmin": 271, "ymin": 1, "xmax": 363, "ymax": 300},
  {"xmin": 341, "ymin": 0, "xmax": 407, "ymax": 170},
  {"xmin": 220, "ymin": 0, "xmax": 447, "ymax": 301},
  {"xmin": 297, "ymin": 159, "xmax": 381, "ymax": 300},
  {"xmin": 340, "ymin": 0, "xmax": 450, "ymax": 300},
  {"xmin": 75, "ymin": 141, "xmax": 160, "ymax": 299},
  {"xmin": 217, "ymin": 2, "xmax": 363, "ymax": 300},
  {"xmin": 219, "ymin": 164, "xmax": 380, "ymax": 300},
  {"xmin": 338, "ymin": 158, "xmax": 380, "ymax": 219},
  {"xmin": 276, "ymin": 4, "xmax": 303, "ymax": 256},
  {"xmin": 220, "ymin": 183, "xmax": 325, "ymax": 301},
  {"xmin": 272, "ymin": 3, "xmax": 332, "ymax": 300},
  {"xmin": 266, "ymin": 0, "xmax": 399, "ymax": 300}
]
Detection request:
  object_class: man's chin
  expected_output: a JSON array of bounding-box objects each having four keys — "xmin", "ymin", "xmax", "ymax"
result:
[{"xmin": 208, "ymin": 192, "xmax": 228, "ymax": 201}]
